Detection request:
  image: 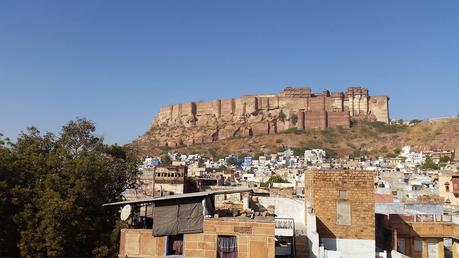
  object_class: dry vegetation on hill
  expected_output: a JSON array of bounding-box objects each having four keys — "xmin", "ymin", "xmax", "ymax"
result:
[{"xmin": 132, "ymin": 117, "xmax": 459, "ymax": 159}]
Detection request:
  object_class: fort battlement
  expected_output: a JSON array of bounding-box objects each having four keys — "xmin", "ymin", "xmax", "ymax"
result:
[{"xmin": 149, "ymin": 86, "xmax": 389, "ymax": 147}]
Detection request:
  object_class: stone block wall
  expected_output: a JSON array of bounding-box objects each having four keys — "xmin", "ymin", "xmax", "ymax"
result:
[
  {"xmin": 308, "ymin": 96, "xmax": 326, "ymax": 112},
  {"xmin": 220, "ymin": 99, "xmax": 235, "ymax": 117},
  {"xmin": 196, "ymin": 102, "xmax": 216, "ymax": 117},
  {"xmin": 304, "ymin": 111, "xmax": 327, "ymax": 130},
  {"xmin": 241, "ymin": 96, "xmax": 258, "ymax": 114},
  {"xmin": 369, "ymin": 96, "xmax": 389, "ymax": 124},
  {"xmin": 328, "ymin": 111, "xmax": 351, "ymax": 128},
  {"xmin": 304, "ymin": 170, "xmax": 375, "ymax": 240},
  {"xmin": 119, "ymin": 219, "xmax": 275, "ymax": 258},
  {"xmin": 181, "ymin": 102, "xmax": 196, "ymax": 117},
  {"xmin": 251, "ymin": 121, "xmax": 270, "ymax": 136}
]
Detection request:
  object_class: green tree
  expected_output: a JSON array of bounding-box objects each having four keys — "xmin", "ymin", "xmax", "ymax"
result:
[
  {"xmin": 261, "ymin": 175, "xmax": 290, "ymax": 186},
  {"xmin": 0, "ymin": 118, "xmax": 139, "ymax": 258},
  {"xmin": 421, "ymin": 157, "xmax": 439, "ymax": 170},
  {"xmin": 323, "ymin": 148, "xmax": 338, "ymax": 159},
  {"xmin": 0, "ymin": 134, "xmax": 21, "ymax": 257},
  {"xmin": 226, "ymin": 157, "xmax": 240, "ymax": 166},
  {"xmin": 290, "ymin": 113, "xmax": 298, "ymax": 125},
  {"xmin": 253, "ymin": 151, "xmax": 264, "ymax": 160},
  {"xmin": 160, "ymin": 155, "xmax": 172, "ymax": 165},
  {"xmin": 267, "ymin": 175, "xmax": 289, "ymax": 183},
  {"xmin": 439, "ymin": 156, "xmax": 450, "ymax": 163}
]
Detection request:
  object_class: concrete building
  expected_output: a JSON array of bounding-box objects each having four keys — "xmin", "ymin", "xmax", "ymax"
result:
[
  {"xmin": 378, "ymin": 214, "xmax": 459, "ymax": 258},
  {"xmin": 439, "ymin": 172, "xmax": 459, "ymax": 206},
  {"xmin": 151, "ymin": 165, "xmax": 195, "ymax": 195},
  {"xmin": 304, "ymin": 149, "xmax": 326, "ymax": 164},
  {"xmin": 106, "ymin": 190, "xmax": 282, "ymax": 258}
]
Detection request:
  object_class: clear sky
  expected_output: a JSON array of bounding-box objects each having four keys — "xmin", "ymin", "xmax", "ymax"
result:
[{"xmin": 1, "ymin": 1, "xmax": 458, "ymax": 144}]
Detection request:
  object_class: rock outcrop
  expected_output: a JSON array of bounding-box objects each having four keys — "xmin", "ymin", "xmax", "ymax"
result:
[{"xmin": 134, "ymin": 86, "xmax": 390, "ymax": 147}]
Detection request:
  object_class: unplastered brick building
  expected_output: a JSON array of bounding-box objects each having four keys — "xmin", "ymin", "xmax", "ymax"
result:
[{"xmin": 304, "ymin": 170, "xmax": 375, "ymax": 258}]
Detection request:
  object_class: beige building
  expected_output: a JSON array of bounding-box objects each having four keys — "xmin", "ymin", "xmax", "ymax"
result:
[
  {"xmin": 386, "ymin": 214, "xmax": 459, "ymax": 258},
  {"xmin": 438, "ymin": 172, "xmax": 459, "ymax": 206},
  {"xmin": 119, "ymin": 219, "xmax": 275, "ymax": 258},
  {"xmin": 107, "ymin": 189, "xmax": 278, "ymax": 258},
  {"xmin": 152, "ymin": 165, "xmax": 194, "ymax": 195},
  {"xmin": 304, "ymin": 170, "xmax": 375, "ymax": 258}
]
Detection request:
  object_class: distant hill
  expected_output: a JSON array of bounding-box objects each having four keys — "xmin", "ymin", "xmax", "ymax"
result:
[{"xmin": 131, "ymin": 117, "xmax": 459, "ymax": 160}]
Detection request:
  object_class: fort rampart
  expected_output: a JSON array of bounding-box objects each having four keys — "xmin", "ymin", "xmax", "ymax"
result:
[{"xmin": 147, "ymin": 86, "xmax": 389, "ymax": 147}]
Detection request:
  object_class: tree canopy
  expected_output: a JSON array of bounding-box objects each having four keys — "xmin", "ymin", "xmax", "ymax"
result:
[
  {"xmin": 0, "ymin": 118, "xmax": 139, "ymax": 258},
  {"xmin": 421, "ymin": 157, "xmax": 439, "ymax": 170}
]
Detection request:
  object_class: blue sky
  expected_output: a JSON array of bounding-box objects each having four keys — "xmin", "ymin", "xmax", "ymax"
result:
[{"xmin": 1, "ymin": 1, "xmax": 458, "ymax": 144}]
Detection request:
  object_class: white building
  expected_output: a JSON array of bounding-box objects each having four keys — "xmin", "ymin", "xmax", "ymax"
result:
[
  {"xmin": 304, "ymin": 149, "xmax": 326, "ymax": 164},
  {"xmin": 409, "ymin": 152, "xmax": 425, "ymax": 164}
]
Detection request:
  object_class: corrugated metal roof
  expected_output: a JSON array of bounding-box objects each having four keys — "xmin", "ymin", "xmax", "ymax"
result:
[{"xmin": 102, "ymin": 188, "xmax": 253, "ymax": 207}]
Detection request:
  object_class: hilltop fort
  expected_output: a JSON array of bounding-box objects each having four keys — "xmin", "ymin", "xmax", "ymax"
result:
[{"xmin": 135, "ymin": 86, "xmax": 389, "ymax": 147}]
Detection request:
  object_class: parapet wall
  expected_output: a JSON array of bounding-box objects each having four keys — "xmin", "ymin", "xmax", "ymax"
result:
[{"xmin": 119, "ymin": 219, "xmax": 275, "ymax": 258}]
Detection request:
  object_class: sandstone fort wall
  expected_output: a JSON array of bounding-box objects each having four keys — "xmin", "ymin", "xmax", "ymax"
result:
[
  {"xmin": 150, "ymin": 86, "xmax": 389, "ymax": 147},
  {"xmin": 156, "ymin": 87, "xmax": 388, "ymax": 123}
]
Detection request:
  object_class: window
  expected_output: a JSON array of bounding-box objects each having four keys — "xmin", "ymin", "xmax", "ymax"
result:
[
  {"xmin": 217, "ymin": 236, "xmax": 237, "ymax": 258},
  {"xmin": 336, "ymin": 200, "xmax": 351, "ymax": 225},
  {"xmin": 445, "ymin": 184, "xmax": 450, "ymax": 192},
  {"xmin": 397, "ymin": 238, "xmax": 406, "ymax": 254},
  {"xmin": 414, "ymin": 239, "xmax": 422, "ymax": 252},
  {"xmin": 166, "ymin": 234, "xmax": 183, "ymax": 256},
  {"xmin": 338, "ymin": 190, "xmax": 348, "ymax": 199}
]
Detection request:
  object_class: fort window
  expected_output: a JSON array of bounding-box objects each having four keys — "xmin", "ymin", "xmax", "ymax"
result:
[
  {"xmin": 166, "ymin": 234, "xmax": 183, "ymax": 256},
  {"xmin": 217, "ymin": 235, "xmax": 237, "ymax": 258},
  {"xmin": 445, "ymin": 182, "xmax": 450, "ymax": 192}
]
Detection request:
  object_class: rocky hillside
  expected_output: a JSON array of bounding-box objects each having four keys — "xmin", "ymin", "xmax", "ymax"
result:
[{"xmin": 132, "ymin": 117, "xmax": 459, "ymax": 159}]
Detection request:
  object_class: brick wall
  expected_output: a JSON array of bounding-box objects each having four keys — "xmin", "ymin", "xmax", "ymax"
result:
[
  {"xmin": 304, "ymin": 170, "xmax": 375, "ymax": 240},
  {"xmin": 119, "ymin": 219, "xmax": 275, "ymax": 258}
]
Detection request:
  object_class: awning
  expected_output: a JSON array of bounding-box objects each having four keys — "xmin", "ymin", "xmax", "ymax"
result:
[{"xmin": 102, "ymin": 188, "xmax": 253, "ymax": 207}]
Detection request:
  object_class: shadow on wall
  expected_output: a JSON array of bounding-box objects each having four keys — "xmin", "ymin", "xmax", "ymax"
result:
[
  {"xmin": 316, "ymin": 217, "xmax": 337, "ymax": 250},
  {"xmin": 375, "ymin": 213, "xmax": 392, "ymax": 252}
]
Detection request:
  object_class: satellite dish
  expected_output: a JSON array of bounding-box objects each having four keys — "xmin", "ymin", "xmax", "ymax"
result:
[{"xmin": 120, "ymin": 204, "xmax": 132, "ymax": 221}]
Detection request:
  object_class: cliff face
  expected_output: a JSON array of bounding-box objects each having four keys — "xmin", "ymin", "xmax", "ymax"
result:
[{"xmin": 134, "ymin": 86, "xmax": 389, "ymax": 148}]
